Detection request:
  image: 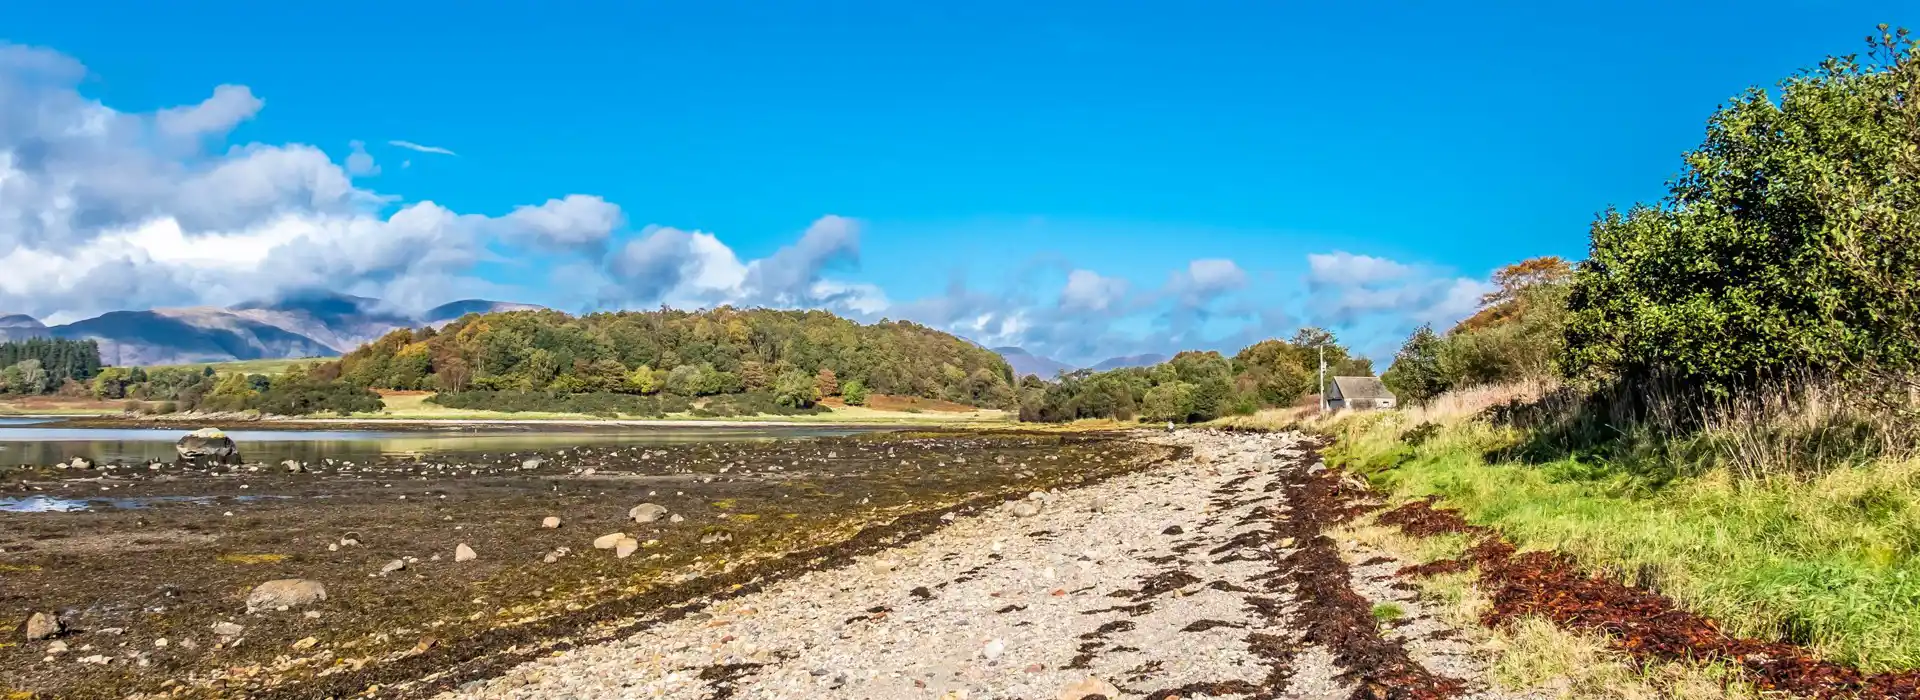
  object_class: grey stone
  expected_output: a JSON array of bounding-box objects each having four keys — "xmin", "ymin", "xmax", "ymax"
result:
[
  {"xmin": 629, "ymin": 503, "xmax": 669, "ymax": 523},
  {"xmin": 244, "ymin": 579, "xmax": 327, "ymax": 613}
]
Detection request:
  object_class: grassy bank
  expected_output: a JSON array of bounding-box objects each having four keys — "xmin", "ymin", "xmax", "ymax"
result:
[
  {"xmin": 353, "ymin": 391, "xmax": 1013, "ymax": 425},
  {"xmin": 1312, "ymin": 385, "xmax": 1920, "ymax": 672}
]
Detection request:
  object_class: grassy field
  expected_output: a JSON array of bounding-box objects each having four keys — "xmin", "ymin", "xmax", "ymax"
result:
[
  {"xmin": 1312, "ymin": 385, "xmax": 1920, "ymax": 672},
  {"xmin": 0, "ymin": 396, "xmax": 130, "ymax": 416},
  {"xmin": 349, "ymin": 390, "xmax": 1016, "ymax": 425},
  {"xmin": 140, "ymin": 357, "xmax": 332, "ymax": 376}
]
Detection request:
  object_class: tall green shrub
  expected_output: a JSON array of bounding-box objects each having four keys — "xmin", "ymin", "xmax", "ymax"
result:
[{"xmin": 1564, "ymin": 29, "xmax": 1920, "ymax": 395}]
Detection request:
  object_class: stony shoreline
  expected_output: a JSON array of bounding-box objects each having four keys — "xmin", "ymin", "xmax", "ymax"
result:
[{"xmin": 425, "ymin": 430, "xmax": 1511, "ymax": 700}]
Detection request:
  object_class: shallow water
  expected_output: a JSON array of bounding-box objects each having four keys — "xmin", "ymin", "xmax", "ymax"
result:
[
  {"xmin": 0, "ymin": 493, "xmax": 289, "ymax": 512},
  {"xmin": 0, "ymin": 422, "xmax": 877, "ymax": 466}
]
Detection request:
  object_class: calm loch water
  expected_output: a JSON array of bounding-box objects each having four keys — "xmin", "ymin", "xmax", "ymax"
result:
[{"xmin": 0, "ymin": 417, "xmax": 879, "ymax": 466}]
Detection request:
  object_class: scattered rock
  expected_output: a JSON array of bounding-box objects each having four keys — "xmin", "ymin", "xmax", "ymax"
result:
[
  {"xmin": 455, "ymin": 543, "xmax": 477, "ymax": 562},
  {"xmin": 593, "ymin": 532, "xmax": 627, "ymax": 550},
  {"xmin": 615, "ymin": 537, "xmax": 640, "ymax": 559},
  {"xmin": 669, "ymin": 513, "xmax": 685, "ymax": 523},
  {"xmin": 541, "ymin": 516, "xmax": 562, "ymax": 529},
  {"xmin": 981, "ymin": 638, "xmax": 1005, "ymax": 660},
  {"xmin": 1057, "ymin": 676, "xmax": 1121, "ymax": 700},
  {"xmin": 210, "ymin": 621, "xmax": 244, "ymax": 638},
  {"xmin": 629, "ymin": 503, "xmax": 669, "ymax": 523},
  {"xmin": 69, "ymin": 457, "xmax": 93, "ymax": 470},
  {"xmin": 245, "ymin": 579, "xmax": 327, "ymax": 613},
  {"xmin": 282, "ymin": 460, "xmax": 305, "ymax": 473},
  {"xmin": 45, "ymin": 640, "xmax": 67, "ymax": 654},
  {"xmin": 1009, "ymin": 501, "xmax": 1042, "ymax": 518},
  {"xmin": 291, "ymin": 636, "xmax": 318, "ymax": 650},
  {"xmin": 25, "ymin": 612, "xmax": 62, "ymax": 641},
  {"xmin": 380, "ymin": 559, "xmax": 407, "ymax": 575}
]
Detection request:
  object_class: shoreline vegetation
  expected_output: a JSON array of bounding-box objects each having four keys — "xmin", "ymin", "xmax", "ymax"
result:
[{"xmin": 1204, "ymin": 27, "xmax": 1920, "ymax": 686}]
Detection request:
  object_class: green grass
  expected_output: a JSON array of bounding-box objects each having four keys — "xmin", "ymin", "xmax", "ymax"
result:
[
  {"xmin": 346, "ymin": 391, "xmax": 1014, "ymax": 425},
  {"xmin": 1371, "ymin": 602, "xmax": 1406, "ymax": 624},
  {"xmin": 1328, "ymin": 408, "xmax": 1920, "ymax": 672},
  {"xmin": 141, "ymin": 357, "xmax": 330, "ymax": 376}
]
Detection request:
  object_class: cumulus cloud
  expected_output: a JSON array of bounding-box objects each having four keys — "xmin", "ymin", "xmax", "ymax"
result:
[
  {"xmin": 1167, "ymin": 258, "xmax": 1248, "ymax": 307},
  {"xmin": 503, "ymin": 195, "xmax": 624, "ymax": 254},
  {"xmin": 0, "ymin": 43, "xmax": 621, "ymax": 320},
  {"xmin": 598, "ymin": 215, "xmax": 862, "ymax": 311},
  {"xmin": 1307, "ymin": 251, "xmax": 1413, "ymax": 287},
  {"xmin": 388, "ymin": 140, "xmax": 456, "ymax": 156},
  {"xmin": 1060, "ymin": 269, "xmax": 1129, "ymax": 312}
]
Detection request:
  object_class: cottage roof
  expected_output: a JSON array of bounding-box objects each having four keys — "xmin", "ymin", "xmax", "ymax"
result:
[{"xmin": 1330, "ymin": 376, "xmax": 1394, "ymax": 400}]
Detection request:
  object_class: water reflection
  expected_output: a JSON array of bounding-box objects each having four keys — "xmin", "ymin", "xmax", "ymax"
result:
[
  {"xmin": 0, "ymin": 494, "xmax": 288, "ymax": 512},
  {"xmin": 0, "ymin": 424, "xmax": 875, "ymax": 466}
]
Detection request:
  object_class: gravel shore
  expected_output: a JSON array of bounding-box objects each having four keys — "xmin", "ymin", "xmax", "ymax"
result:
[{"xmin": 432, "ymin": 430, "xmax": 1506, "ymax": 699}]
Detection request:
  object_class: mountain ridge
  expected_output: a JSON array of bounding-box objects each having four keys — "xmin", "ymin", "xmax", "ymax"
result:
[{"xmin": 0, "ymin": 295, "xmax": 544, "ymax": 366}]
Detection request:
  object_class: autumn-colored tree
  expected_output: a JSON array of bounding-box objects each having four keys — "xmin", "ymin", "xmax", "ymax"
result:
[{"xmin": 1456, "ymin": 256, "xmax": 1573, "ymax": 333}]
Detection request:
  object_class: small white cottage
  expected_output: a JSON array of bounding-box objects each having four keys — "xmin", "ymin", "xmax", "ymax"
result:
[{"xmin": 1327, "ymin": 376, "xmax": 1396, "ymax": 410}]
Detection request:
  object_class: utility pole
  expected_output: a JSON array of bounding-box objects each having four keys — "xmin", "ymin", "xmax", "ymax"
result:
[{"xmin": 1317, "ymin": 344, "xmax": 1327, "ymax": 414}]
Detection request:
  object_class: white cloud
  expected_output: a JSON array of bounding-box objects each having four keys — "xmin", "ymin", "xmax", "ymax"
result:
[
  {"xmin": 1060, "ymin": 269, "xmax": 1129, "ymax": 312},
  {"xmin": 599, "ymin": 215, "xmax": 861, "ymax": 311},
  {"xmin": 345, "ymin": 140, "xmax": 379, "ymax": 177},
  {"xmin": 0, "ymin": 43, "xmax": 620, "ymax": 320},
  {"xmin": 154, "ymin": 84, "xmax": 263, "ymax": 139},
  {"xmin": 1302, "ymin": 250, "xmax": 1495, "ymax": 341},
  {"xmin": 503, "ymin": 195, "xmax": 624, "ymax": 254},
  {"xmin": 1167, "ymin": 258, "xmax": 1248, "ymax": 306},
  {"xmin": 1307, "ymin": 251, "xmax": 1413, "ymax": 286},
  {"xmin": 388, "ymin": 140, "xmax": 457, "ymax": 156}
]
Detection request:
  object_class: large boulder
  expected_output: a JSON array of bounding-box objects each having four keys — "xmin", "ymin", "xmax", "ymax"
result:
[
  {"xmin": 176, "ymin": 428, "xmax": 241, "ymax": 467},
  {"xmin": 244, "ymin": 579, "xmax": 327, "ymax": 613}
]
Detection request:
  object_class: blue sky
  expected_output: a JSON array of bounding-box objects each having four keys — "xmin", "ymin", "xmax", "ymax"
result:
[{"xmin": 2, "ymin": 1, "xmax": 1912, "ymax": 364}]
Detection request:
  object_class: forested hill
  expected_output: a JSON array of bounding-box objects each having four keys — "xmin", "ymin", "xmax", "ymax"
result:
[{"xmin": 334, "ymin": 307, "xmax": 1018, "ymax": 407}]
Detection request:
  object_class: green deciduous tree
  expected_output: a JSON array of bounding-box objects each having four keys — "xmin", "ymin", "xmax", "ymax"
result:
[{"xmin": 1564, "ymin": 29, "xmax": 1920, "ymax": 395}]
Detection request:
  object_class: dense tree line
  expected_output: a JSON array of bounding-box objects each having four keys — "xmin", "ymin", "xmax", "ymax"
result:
[
  {"xmin": 333, "ymin": 307, "xmax": 1016, "ymax": 409},
  {"xmin": 1018, "ymin": 328, "xmax": 1373, "ymax": 423},
  {"xmin": 1382, "ymin": 257, "xmax": 1572, "ymax": 404},
  {"xmin": 0, "ymin": 339, "xmax": 102, "ymax": 394},
  {"xmin": 85, "ymin": 363, "xmax": 383, "ymax": 416},
  {"xmin": 1384, "ymin": 27, "xmax": 1920, "ymax": 421}
]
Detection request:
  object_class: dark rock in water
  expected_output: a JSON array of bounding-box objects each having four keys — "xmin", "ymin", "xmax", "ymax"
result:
[{"xmin": 175, "ymin": 428, "xmax": 241, "ymax": 467}]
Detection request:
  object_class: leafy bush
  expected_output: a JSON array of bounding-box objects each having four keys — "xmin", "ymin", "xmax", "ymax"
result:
[
  {"xmin": 428, "ymin": 390, "xmax": 672, "ymax": 417},
  {"xmin": 1563, "ymin": 31, "xmax": 1920, "ymax": 396},
  {"xmin": 841, "ymin": 379, "xmax": 869, "ymax": 405}
]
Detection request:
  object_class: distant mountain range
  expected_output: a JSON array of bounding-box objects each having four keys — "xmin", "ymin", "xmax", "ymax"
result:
[
  {"xmin": 992, "ymin": 347, "xmax": 1171, "ymax": 379},
  {"xmin": 0, "ymin": 294, "xmax": 542, "ymax": 366}
]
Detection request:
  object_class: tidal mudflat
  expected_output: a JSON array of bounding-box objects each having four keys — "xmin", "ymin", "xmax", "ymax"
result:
[{"xmin": 0, "ymin": 430, "xmax": 1172, "ymax": 698}]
